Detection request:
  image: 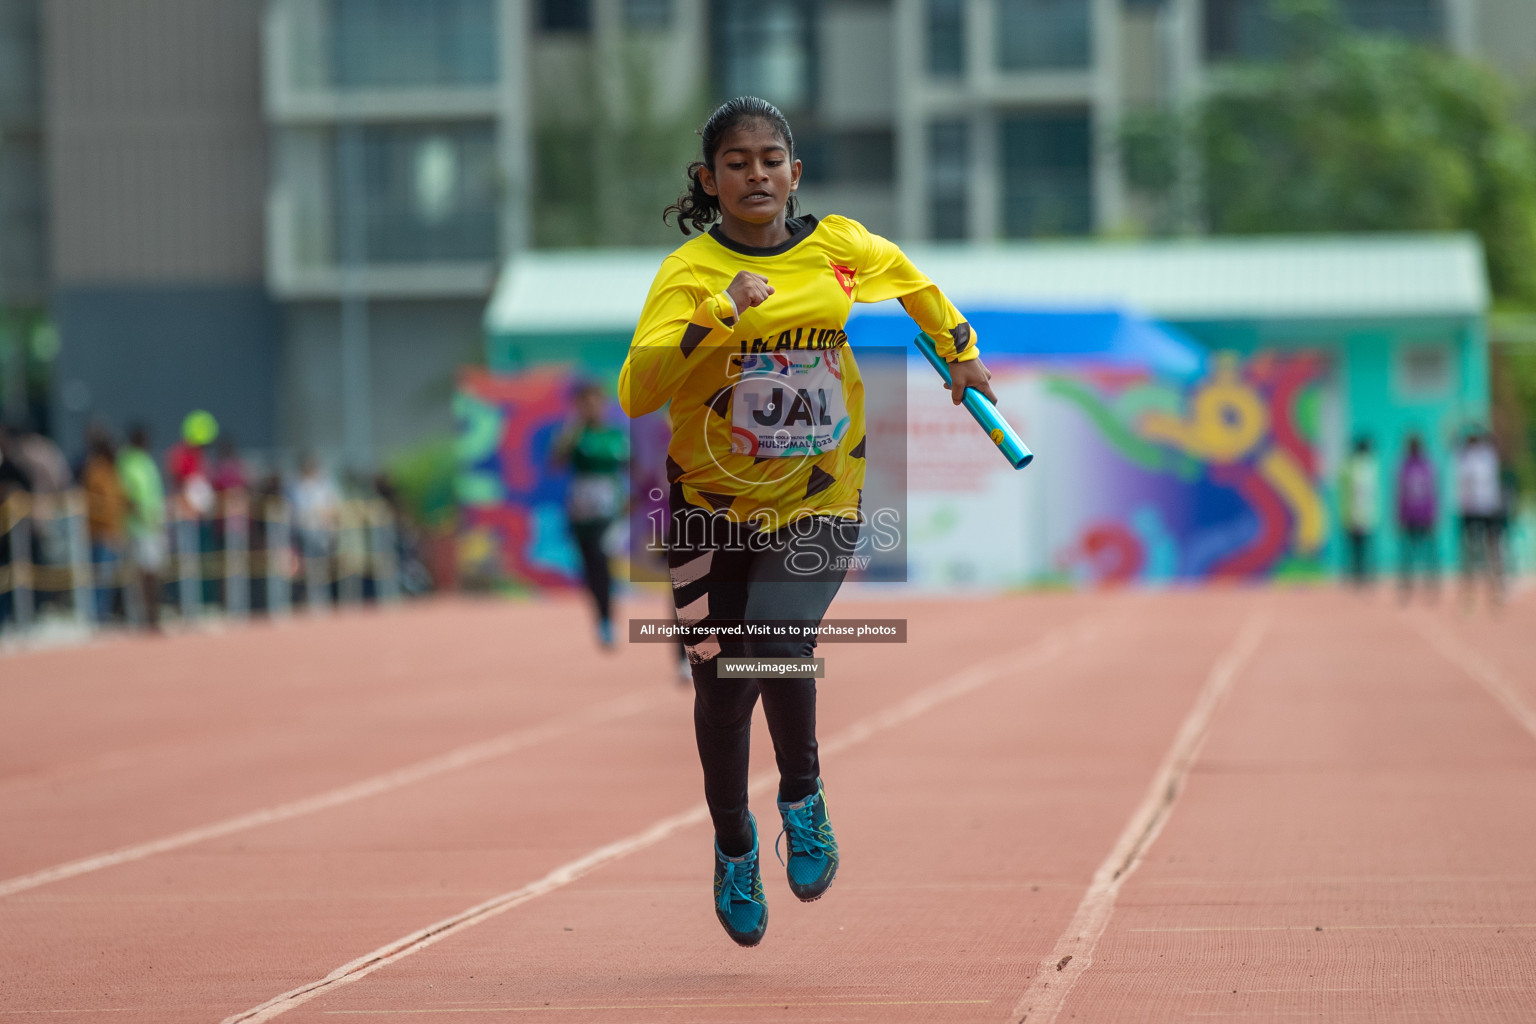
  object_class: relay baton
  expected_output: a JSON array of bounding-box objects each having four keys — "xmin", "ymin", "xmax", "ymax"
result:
[{"xmin": 915, "ymin": 332, "xmax": 1034, "ymax": 469}]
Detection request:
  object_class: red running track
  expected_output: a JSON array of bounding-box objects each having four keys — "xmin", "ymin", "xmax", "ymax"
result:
[{"xmin": 1, "ymin": 587, "xmax": 1533, "ymax": 1022}]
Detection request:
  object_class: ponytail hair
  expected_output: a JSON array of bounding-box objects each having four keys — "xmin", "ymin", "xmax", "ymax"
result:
[{"xmin": 664, "ymin": 96, "xmax": 799, "ymax": 236}]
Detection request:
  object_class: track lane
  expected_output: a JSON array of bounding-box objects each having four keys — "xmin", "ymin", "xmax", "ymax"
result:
[
  {"xmin": 1053, "ymin": 590, "xmax": 1536, "ymax": 1023},
  {"xmin": 0, "ymin": 597, "xmax": 675, "ymax": 878},
  {"xmin": 238, "ymin": 592, "xmax": 1253, "ymax": 1024},
  {"xmin": 1, "ymin": 593, "xmax": 1101, "ymax": 1022}
]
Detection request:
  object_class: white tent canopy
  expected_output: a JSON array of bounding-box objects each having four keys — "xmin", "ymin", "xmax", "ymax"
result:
[{"xmin": 484, "ymin": 232, "xmax": 1488, "ymax": 336}]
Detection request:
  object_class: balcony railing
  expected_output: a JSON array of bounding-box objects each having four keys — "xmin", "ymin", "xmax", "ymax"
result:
[{"xmin": 265, "ymin": 0, "xmax": 502, "ymax": 122}]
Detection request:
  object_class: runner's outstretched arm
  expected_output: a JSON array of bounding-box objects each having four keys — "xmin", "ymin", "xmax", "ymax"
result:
[{"xmin": 619, "ymin": 257, "xmax": 740, "ymax": 418}]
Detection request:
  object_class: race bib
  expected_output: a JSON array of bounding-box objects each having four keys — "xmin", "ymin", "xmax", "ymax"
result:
[
  {"xmin": 567, "ymin": 474, "xmax": 620, "ymax": 521},
  {"xmin": 729, "ymin": 350, "xmax": 850, "ymax": 458}
]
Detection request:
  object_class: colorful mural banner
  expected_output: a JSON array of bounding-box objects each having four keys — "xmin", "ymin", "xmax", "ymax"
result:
[
  {"xmin": 453, "ymin": 367, "xmax": 669, "ymax": 589},
  {"xmin": 906, "ymin": 350, "xmax": 1334, "ymax": 588},
  {"xmin": 453, "ymin": 367, "xmax": 576, "ymax": 588},
  {"xmin": 454, "ymin": 350, "xmax": 1334, "ymax": 591},
  {"xmin": 1052, "ymin": 350, "xmax": 1332, "ymax": 583}
]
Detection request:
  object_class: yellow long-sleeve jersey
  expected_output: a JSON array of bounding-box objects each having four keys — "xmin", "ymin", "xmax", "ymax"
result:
[{"xmin": 619, "ymin": 213, "xmax": 978, "ymax": 530}]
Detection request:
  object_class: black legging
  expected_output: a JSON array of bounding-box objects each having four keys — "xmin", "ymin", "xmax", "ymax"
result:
[
  {"xmin": 668, "ymin": 490, "xmax": 859, "ymax": 855},
  {"xmin": 571, "ymin": 519, "xmax": 613, "ymax": 622}
]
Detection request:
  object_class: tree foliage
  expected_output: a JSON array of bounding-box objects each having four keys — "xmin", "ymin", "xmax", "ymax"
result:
[
  {"xmin": 533, "ymin": 44, "xmax": 707, "ymax": 248},
  {"xmin": 1122, "ymin": 0, "xmax": 1536, "ymax": 304}
]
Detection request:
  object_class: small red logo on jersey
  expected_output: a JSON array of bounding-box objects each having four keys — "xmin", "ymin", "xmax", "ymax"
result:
[{"xmin": 830, "ymin": 262, "xmax": 857, "ymax": 297}]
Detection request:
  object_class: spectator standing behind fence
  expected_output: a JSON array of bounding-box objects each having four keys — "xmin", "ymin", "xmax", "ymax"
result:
[
  {"xmin": 373, "ymin": 473, "xmax": 432, "ymax": 597},
  {"xmin": 1455, "ymin": 429, "xmax": 1505, "ymax": 609},
  {"xmin": 11, "ymin": 422, "xmax": 71, "ymax": 612},
  {"xmin": 10, "ymin": 421, "xmax": 70, "ymax": 494},
  {"xmin": 210, "ymin": 438, "xmax": 248, "ymax": 495},
  {"xmin": 249, "ymin": 473, "xmax": 287, "ymax": 613},
  {"xmin": 289, "ymin": 456, "xmax": 340, "ymax": 602},
  {"xmin": 1340, "ymin": 436, "xmax": 1380, "ymax": 589},
  {"xmin": 118, "ymin": 426, "xmax": 166, "ymax": 631},
  {"xmin": 551, "ymin": 381, "xmax": 629, "ymax": 650},
  {"xmin": 209, "ymin": 437, "xmax": 250, "ymax": 609},
  {"xmin": 167, "ymin": 411, "xmax": 218, "ymax": 520},
  {"xmin": 80, "ymin": 429, "xmax": 127, "ymax": 623},
  {"xmin": 0, "ymin": 425, "xmax": 35, "ymax": 629},
  {"xmin": 0, "ymin": 425, "xmax": 32, "ymax": 499},
  {"xmin": 1396, "ymin": 433, "xmax": 1439, "ymax": 603}
]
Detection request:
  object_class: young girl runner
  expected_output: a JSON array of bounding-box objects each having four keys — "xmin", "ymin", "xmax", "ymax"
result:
[{"xmin": 619, "ymin": 96, "xmax": 993, "ymax": 946}]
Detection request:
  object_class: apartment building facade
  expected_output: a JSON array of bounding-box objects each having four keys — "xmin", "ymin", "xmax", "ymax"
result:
[
  {"xmin": 19, "ymin": 0, "xmax": 1536, "ymax": 464},
  {"xmin": 42, "ymin": 0, "xmax": 277, "ymax": 459},
  {"xmin": 0, "ymin": 0, "xmax": 47, "ymax": 427}
]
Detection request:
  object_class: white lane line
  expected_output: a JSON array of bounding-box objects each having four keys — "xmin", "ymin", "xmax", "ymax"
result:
[
  {"xmin": 1009, "ymin": 612, "xmax": 1269, "ymax": 1024},
  {"xmin": 320, "ymin": 999, "xmax": 994, "ymax": 1014},
  {"xmin": 1414, "ymin": 615, "xmax": 1536, "ymax": 744},
  {"xmin": 220, "ymin": 617, "xmax": 1097, "ymax": 1024},
  {"xmin": 1132, "ymin": 922, "xmax": 1536, "ymax": 932},
  {"xmin": 0, "ymin": 693, "xmax": 662, "ymax": 900},
  {"xmin": 1186, "ymin": 986, "xmax": 1534, "ymax": 994}
]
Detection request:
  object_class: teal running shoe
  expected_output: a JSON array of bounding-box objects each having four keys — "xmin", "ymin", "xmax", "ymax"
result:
[
  {"xmin": 775, "ymin": 779, "xmax": 839, "ymax": 902},
  {"xmin": 713, "ymin": 814, "xmax": 768, "ymax": 946}
]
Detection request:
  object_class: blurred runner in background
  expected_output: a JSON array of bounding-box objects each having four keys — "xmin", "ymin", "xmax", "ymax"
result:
[
  {"xmin": 552, "ymin": 380, "xmax": 629, "ymax": 650},
  {"xmin": 1396, "ymin": 433, "xmax": 1439, "ymax": 603}
]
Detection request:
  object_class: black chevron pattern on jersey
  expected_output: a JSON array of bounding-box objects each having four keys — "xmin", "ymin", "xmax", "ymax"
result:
[
  {"xmin": 804, "ymin": 465, "xmax": 837, "ymax": 500},
  {"xmin": 707, "ymin": 384, "xmax": 734, "ymax": 418},
  {"xmin": 695, "ymin": 489, "xmax": 737, "ymax": 513},
  {"xmin": 680, "ymin": 322, "xmax": 711, "ymax": 358}
]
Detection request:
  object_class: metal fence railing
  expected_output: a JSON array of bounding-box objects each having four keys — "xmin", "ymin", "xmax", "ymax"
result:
[{"xmin": 0, "ymin": 488, "xmax": 405, "ymax": 639}]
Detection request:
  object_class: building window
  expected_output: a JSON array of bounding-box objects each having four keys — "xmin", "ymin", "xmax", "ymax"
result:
[
  {"xmin": 712, "ymin": 0, "xmax": 814, "ymax": 113},
  {"xmin": 1205, "ymin": 0, "xmax": 1443, "ymax": 59},
  {"xmin": 996, "ymin": 0, "xmax": 1091, "ymax": 71},
  {"xmin": 0, "ymin": 0, "xmax": 42, "ymax": 114},
  {"xmin": 928, "ymin": 120, "xmax": 970, "ymax": 240},
  {"xmin": 333, "ymin": 123, "xmax": 499, "ymax": 263},
  {"xmin": 0, "ymin": 133, "xmax": 46, "ymax": 300},
  {"xmin": 624, "ymin": 0, "xmax": 673, "ymax": 30},
  {"xmin": 927, "ymin": 0, "xmax": 964, "ymax": 77},
  {"xmin": 1396, "ymin": 342, "xmax": 1451, "ymax": 399},
  {"xmin": 538, "ymin": 0, "xmax": 592, "ymax": 33},
  {"xmin": 799, "ymin": 130, "xmax": 896, "ymax": 186},
  {"xmin": 1000, "ymin": 112, "xmax": 1092, "ymax": 237},
  {"xmin": 329, "ymin": 0, "xmax": 498, "ymax": 88}
]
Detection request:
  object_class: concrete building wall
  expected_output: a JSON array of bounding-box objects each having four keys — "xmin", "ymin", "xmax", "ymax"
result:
[
  {"xmin": 278, "ymin": 298, "xmax": 486, "ymax": 461},
  {"xmin": 0, "ymin": 0, "xmax": 45, "ymax": 307},
  {"xmin": 51, "ymin": 284, "xmax": 278, "ymax": 455},
  {"xmin": 43, "ymin": 0, "xmax": 277, "ymax": 456},
  {"xmin": 44, "ymin": 0, "xmax": 268, "ymax": 284},
  {"xmin": 1473, "ymin": 0, "xmax": 1536, "ymax": 84}
]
